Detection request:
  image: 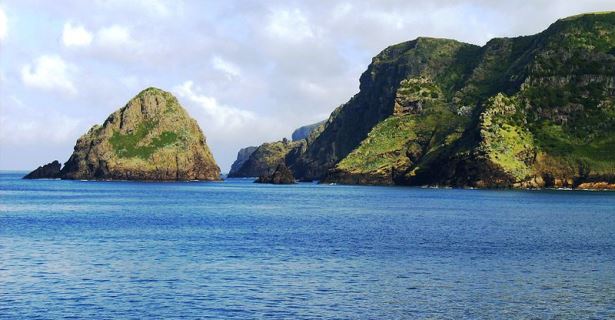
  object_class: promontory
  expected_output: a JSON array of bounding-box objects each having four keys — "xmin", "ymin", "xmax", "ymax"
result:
[{"xmin": 230, "ymin": 12, "xmax": 615, "ymax": 189}]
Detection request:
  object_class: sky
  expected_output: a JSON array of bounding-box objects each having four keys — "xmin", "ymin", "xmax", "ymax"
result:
[{"xmin": 1, "ymin": 1, "xmax": 613, "ymax": 172}]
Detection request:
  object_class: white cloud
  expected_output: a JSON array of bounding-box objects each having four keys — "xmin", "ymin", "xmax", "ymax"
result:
[
  {"xmin": 266, "ymin": 8, "xmax": 315, "ymax": 42},
  {"xmin": 212, "ymin": 56, "xmax": 241, "ymax": 79},
  {"xmin": 62, "ymin": 22, "xmax": 93, "ymax": 47},
  {"xmin": 0, "ymin": 99, "xmax": 82, "ymax": 145},
  {"xmin": 172, "ymin": 80, "xmax": 290, "ymax": 172},
  {"xmin": 120, "ymin": 75, "xmax": 139, "ymax": 88},
  {"xmin": 173, "ymin": 80, "xmax": 255, "ymax": 130},
  {"xmin": 332, "ymin": 3, "xmax": 353, "ymax": 19},
  {"xmin": 20, "ymin": 55, "xmax": 77, "ymax": 95},
  {"xmin": 0, "ymin": 5, "xmax": 7, "ymax": 41},
  {"xmin": 95, "ymin": 0, "xmax": 177, "ymax": 18},
  {"xmin": 96, "ymin": 25, "xmax": 132, "ymax": 48},
  {"xmin": 5, "ymin": 0, "xmax": 614, "ymax": 171},
  {"xmin": 0, "ymin": 115, "xmax": 81, "ymax": 144}
]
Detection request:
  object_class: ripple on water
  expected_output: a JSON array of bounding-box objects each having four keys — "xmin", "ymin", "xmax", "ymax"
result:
[{"xmin": 0, "ymin": 174, "xmax": 614, "ymax": 318}]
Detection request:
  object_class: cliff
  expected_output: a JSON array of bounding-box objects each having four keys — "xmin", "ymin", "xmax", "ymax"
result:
[
  {"xmin": 291, "ymin": 121, "xmax": 325, "ymax": 141},
  {"xmin": 228, "ymin": 146, "xmax": 257, "ymax": 177},
  {"xmin": 241, "ymin": 12, "xmax": 615, "ymax": 189},
  {"xmin": 228, "ymin": 138, "xmax": 304, "ymax": 178},
  {"xmin": 228, "ymin": 119, "xmax": 326, "ymax": 178},
  {"xmin": 254, "ymin": 164, "xmax": 296, "ymax": 184},
  {"xmin": 327, "ymin": 13, "xmax": 615, "ymax": 188}
]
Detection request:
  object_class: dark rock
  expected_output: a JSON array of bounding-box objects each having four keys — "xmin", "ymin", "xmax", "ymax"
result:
[
  {"xmin": 228, "ymin": 146, "xmax": 257, "ymax": 177},
  {"xmin": 255, "ymin": 164, "xmax": 296, "ymax": 184},
  {"xmin": 229, "ymin": 139, "xmax": 304, "ymax": 178},
  {"xmin": 23, "ymin": 160, "xmax": 61, "ymax": 179}
]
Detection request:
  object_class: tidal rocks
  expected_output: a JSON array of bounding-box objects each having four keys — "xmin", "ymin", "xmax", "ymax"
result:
[
  {"xmin": 255, "ymin": 164, "xmax": 296, "ymax": 184},
  {"xmin": 41, "ymin": 87, "xmax": 220, "ymax": 181},
  {"xmin": 23, "ymin": 160, "xmax": 61, "ymax": 179}
]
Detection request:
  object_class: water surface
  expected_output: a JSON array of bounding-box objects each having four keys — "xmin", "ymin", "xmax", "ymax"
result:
[{"xmin": 1, "ymin": 172, "xmax": 614, "ymax": 319}]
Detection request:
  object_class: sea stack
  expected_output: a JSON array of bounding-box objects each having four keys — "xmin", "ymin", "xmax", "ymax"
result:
[{"xmin": 25, "ymin": 87, "xmax": 221, "ymax": 181}]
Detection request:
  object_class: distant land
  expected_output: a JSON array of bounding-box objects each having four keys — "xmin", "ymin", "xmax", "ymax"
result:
[{"xmin": 230, "ymin": 12, "xmax": 615, "ymax": 189}]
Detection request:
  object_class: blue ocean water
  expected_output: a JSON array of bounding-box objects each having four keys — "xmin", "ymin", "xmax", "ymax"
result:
[{"xmin": 1, "ymin": 172, "xmax": 614, "ymax": 319}]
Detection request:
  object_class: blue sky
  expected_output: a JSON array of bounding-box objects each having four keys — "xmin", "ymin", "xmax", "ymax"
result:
[{"xmin": 1, "ymin": 0, "xmax": 613, "ymax": 172}]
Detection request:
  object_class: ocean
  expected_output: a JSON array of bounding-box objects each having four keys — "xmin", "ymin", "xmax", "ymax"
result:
[{"xmin": 1, "ymin": 171, "xmax": 614, "ymax": 319}]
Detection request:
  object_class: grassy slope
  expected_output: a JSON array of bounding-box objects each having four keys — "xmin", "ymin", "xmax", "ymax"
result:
[{"xmin": 109, "ymin": 120, "xmax": 179, "ymax": 160}]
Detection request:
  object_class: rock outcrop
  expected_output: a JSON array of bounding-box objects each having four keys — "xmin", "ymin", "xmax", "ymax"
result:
[
  {"xmin": 255, "ymin": 164, "xmax": 296, "ymax": 184},
  {"xmin": 26, "ymin": 87, "xmax": 221, "ymax": 181},
  {"xmin": 228, "ymin": 146, "xmax": 257, "ymax": 177},
  {"xmin": 23, "ymin": 160, "xmax": 61, "ymax": 179}
]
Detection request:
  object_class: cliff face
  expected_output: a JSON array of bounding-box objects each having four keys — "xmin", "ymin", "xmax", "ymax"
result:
[
  {"xmin": 292, "ymin": 38, "xmax": 481, "ymax": 180},
  {"xmin": 291, "ymin": 121, "xmax": 325, "ymax": 141},
  {"xmin": 254, "ymin": 164, "xmax": 296, "ymax": 184},
  {"xmin": 238, "ymin": 12, "xmax": 615, "ymax": 189},
  {"xmin": 228, "ymin": 120, "xmax": 326, "ymax": 178},
  {"xmin": 228, "ymin": 138, "xmax": 304, "ymax": 178},
  {"xmin": 30, "ymin": 87, "xmax": 220, "ymax": 181},
  {"xmin": 326, "ymin": 12, "xmax": 615, "ymax": 188},
  {"xmin": 228, "ymin": 146, "xmax": 257, "ymax": 177}
]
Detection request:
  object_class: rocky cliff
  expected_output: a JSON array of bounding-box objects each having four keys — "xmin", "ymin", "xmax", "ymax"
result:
[
  {"xmin": 26, "ymin": 87, "xmax": 221, "ymax": 181},
  {"xmin": 228, "ymin": 120, "xmax": 325, "ymax": 178},
  {"xmin": 254, "ymin": 164, "xmax": 296, "ymax": 184},
  {"xmin": 329, "ymin": 12, "xmax": 615, "ymax": 188},
  {"xmin": 239, "ymin": 12, "xmax": 615, "ymax": 189},
  {"xmin": 291, "ymin": 121, "xmax": 325, "ymax": 141},
  {"xmin": 228, "ymin": 146, "xmax": 257, "ymax": 177},
  {"xmin": 228, "ymin": 138, "xmax": 304, "ymax": 178}
]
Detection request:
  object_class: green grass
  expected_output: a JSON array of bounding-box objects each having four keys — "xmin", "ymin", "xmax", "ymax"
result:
[
  {"xmin": 109, "ymin": 121, "xmax": 178, "ymax": 159},
  {"xmin": 336, "ymin": 115, "xmax": 417, "ymax": 173},
  {"xmin": 484, "ymin": 123, "xmax": 534, "ymax": 180},
  {"xmin": 337, "ymin": 95, "xmax": 466, "ymax": 174},
  {"xmin": 533, "ymin": 123, "xmax": 615, "ymax": 173},
  {"xmin": 477, "ymin": 94, "xmax": 534, "ymax": 180}
]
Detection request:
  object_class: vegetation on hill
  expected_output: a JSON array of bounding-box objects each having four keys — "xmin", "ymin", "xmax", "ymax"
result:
[
  {"xmin": 26, "ymin": 87, "xmax": 220, "ymax": 181},
  {"xmin": 235, "ymin": 12, "xmax": 615, "ymax": 189}
]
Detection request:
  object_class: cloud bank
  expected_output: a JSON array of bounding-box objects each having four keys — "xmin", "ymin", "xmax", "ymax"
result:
[{"xmin": 1, "ymin": 0, "xmax": 614, "ymax": 171}]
